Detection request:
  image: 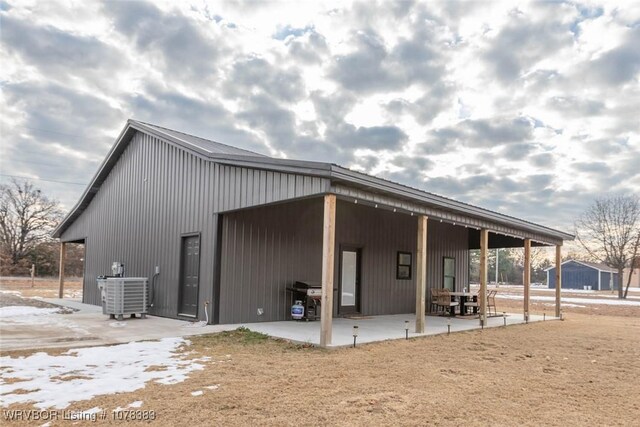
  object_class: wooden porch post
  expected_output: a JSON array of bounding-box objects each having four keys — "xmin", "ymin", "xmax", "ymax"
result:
[
  {"xmin": 320, "ymin": 194, "xmax": 336, "ymax": 347},
  {"xmin": 58, "ymin": 242, "xmax": 66, "ymax": 298},
  {"xmin": 479, "ymin": 229, "xmax": 488, "ymax": 326},
  {"xmin": 555, "ymin": 244, "xmax": 562, "ymax": 317},
  {"xmin": 523, "ymin": 238, "xmax": 531, "ymax": 320},
  {"xmin": 415, "ymin": 215, "xmax": 428, "ymax": 333}
]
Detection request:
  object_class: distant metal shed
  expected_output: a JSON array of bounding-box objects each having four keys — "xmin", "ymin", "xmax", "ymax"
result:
[{"xmin": 546, "ymin": 260, "xmax": 619, "ymax": 290}]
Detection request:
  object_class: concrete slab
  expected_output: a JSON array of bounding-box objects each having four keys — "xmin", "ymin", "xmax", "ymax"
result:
[
  {"xmin": 1, "ymin": 298, "xmax": 237, "ymax": 351},
  {"xmin": 1, "ymin": 299, "xmax": 556, "ymax": 351},
  {"xmin": 236, "ymin": 313, "xmax": 555, "ymax": 347}
]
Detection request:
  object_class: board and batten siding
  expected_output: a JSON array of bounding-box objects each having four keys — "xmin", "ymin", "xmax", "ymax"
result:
[
  {"xmin": 219, "ymin": 198, "xmax": 470, "ymax": 323},
  {"xmin": 60, "ymin": 131, "xmax": 217, "ymax": 321}
]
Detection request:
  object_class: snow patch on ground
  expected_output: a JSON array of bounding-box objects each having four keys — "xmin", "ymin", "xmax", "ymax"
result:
[
  {"xmin": 0, "ymin": 306, "xmax": 60, "ymax": 318},
  {"xmin": 0, "ymin": 306, "xmax": 60, "ymax": 317},
  {"xmin": 541, "ymin": 302, "xmax": 586, "ymax": 308},
  {"xmin": 191, "ymin": 390, "xmax": 204, "ymax": 396},
  {"xmin": 0, "ymin": 337, "xmax": 210, "ymax": 409},
  {"xmin": 0, "ymin": 305, "xmax": 78, "ymax": 329},
  {"xmin": 496, "ymin": 294, "xmax": 640, "ymax": 306}
]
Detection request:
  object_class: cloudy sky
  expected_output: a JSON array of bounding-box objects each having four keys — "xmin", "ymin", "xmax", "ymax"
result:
[{"xmin": 1, "ymin": 0, "xmax": 638, "ymax": 235}]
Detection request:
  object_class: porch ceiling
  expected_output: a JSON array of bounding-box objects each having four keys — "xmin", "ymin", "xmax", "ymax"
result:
[{"xmin": 331, "ymin": 185, "xmax": 567, "ymax": 247}]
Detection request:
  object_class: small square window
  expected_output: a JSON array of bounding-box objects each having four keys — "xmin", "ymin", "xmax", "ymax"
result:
[{"xmin": 397, "ymin": 251, "xmax": 412, "ymax": 280}]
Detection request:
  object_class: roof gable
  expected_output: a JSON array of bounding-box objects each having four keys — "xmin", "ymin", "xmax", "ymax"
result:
[{"xmin": 53, "ymin": 120, "xmax": 575, "ymax": 243}]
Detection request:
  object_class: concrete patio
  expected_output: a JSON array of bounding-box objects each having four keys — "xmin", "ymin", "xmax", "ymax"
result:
[
  {"xmin": 1, "ymin": 298, "xmax": 557, "ymax": 351},
  {"xmin": 239, "ymin": 312, "xmax": 554, "ymax": 347},
  {"xmin": 1, "ymin": 298, "xmax": 237, "ymax": 351}
]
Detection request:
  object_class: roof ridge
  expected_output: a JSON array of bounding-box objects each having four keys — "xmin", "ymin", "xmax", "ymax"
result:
[{"xmin": 131, "ymin": 119, "xmax": 268, "ymax": 157}]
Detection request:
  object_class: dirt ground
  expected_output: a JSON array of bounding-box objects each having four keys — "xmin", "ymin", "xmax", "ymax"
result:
[
  {"xmin": 2, "ymin": 281, "xmax": 640, "ymax": 426},
  {"xmin": 0, "ymin": 277, "xmax": 83, "ymax": 299}
]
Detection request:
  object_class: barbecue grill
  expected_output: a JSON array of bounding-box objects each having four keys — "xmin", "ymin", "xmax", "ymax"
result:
[{"xmin": 287, "ymin": 281, "xmax": 322, "ymax": 321}]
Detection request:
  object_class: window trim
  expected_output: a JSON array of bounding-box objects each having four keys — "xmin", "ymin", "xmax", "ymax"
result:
[
  {"xmin": 397, "ymin": 251, "xmax": 412, "ymax": 280},
  {"xmin": 443, "ymin": 256, "xmax": 455, "ymax": 290}
]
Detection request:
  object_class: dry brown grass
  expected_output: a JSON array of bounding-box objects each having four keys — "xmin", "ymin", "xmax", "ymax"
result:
[
  {"xmin": 488, "ymin": 285, "xmax": 640, "ymax": 318},
  {"xmin": 3, "ymin": 315, "xmax": 640, "ymax": 426},
  {"xmin": 0, "ymin": 277, "xmax": 82, "ymax": 299}
]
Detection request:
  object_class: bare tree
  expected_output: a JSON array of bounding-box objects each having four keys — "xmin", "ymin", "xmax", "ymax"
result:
[
  {"xmin": 0, "ymin": 179, "xmax": 63, "ymax": 269},
  {"xmin": 575, "ymin": 196, "xmax": 640, "ymax": 299}
]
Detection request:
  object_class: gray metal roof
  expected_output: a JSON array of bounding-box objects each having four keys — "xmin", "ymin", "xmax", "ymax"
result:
[
  {"xmin": 53, "ymin": 119, "xmax": 575, "ymax": 242},
  {"xmin": 133, "ymin": 120, "xmax": 267, "ymax": 157},
  {"xmin": 544, "ymin": 260, "xmax": 617, "ymax": 272}
]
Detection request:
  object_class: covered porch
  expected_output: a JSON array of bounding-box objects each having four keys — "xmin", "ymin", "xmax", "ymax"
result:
[
  {"xmin": 210, "ymin": 188, "xmax": 569, "ymax": 348},
  {"xmin": 316, "ymin": 192, "xmax": 567, "ymax": 347}
]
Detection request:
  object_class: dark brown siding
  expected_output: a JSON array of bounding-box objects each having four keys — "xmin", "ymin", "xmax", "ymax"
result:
[{"xmin": 219, "ymin": 198, "xmax": 469, "ymax": 323}]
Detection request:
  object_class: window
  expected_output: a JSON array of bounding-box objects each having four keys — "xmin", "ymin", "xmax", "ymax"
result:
[
  {"xmin": 397, "ymin": 251, "xmax": 412, "ymax": 280},
  {"xmin": 443, "ymin": 257, "xmax": 455, "ymax": 291}
]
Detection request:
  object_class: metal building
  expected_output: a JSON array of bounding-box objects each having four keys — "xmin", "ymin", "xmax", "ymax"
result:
[
  {"xmin": 53, "ymin": 120, "xmax": 573, "ymax": 346},
  {"xmin": 546, "ymin": 260, "xmax": 620, "ymax": 290}
]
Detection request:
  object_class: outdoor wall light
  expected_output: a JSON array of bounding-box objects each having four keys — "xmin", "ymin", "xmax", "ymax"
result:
[
  {"xmin": 352, "ymin": 325, "xmax": 359, "ymax": 348},
  {"xmin": 354, "ymin": 199, "xmax": 358, "ymax": 204},
  {"xmin": 404, "ymin": 320, "xmax": 409, "ymax": 340}
]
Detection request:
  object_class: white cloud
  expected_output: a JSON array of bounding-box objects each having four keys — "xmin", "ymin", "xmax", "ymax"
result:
[{"xmin": 0, "ymin": 0, "xmax": 638, "ymax": 231}]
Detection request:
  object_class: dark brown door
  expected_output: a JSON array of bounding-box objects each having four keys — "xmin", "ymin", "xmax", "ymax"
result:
[
  {"xmin": 179, "ymin": 235, "xmax": 200, "ymax": 317},
  {"xmin": 339, "ymin": 247, "xmax": 361, "ymax": 314}
]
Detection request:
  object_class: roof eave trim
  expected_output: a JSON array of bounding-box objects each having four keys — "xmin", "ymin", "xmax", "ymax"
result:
[
  {"xmin": 329, "ymin": 165, "xmax": 574, "ymax": 242},
  {"xmin": 52, "ymin": 122, "xmax": 138, "ymax": 238}
]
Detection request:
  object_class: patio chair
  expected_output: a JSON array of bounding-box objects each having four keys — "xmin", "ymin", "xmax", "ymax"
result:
[
  {"xmin": 487, "ymin": 290, "xmax": 497, "ymax": 316},
  {"xmin": 436, "ymin": 289, "xmax": 459, "ymax": 317},
  {"xmin": 463, "ymin": 291, "xmax": 482, "ymax": 316},
  {"xmin": 430, "ymin": 288, "xmax": 441, "ymax": 314}
]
